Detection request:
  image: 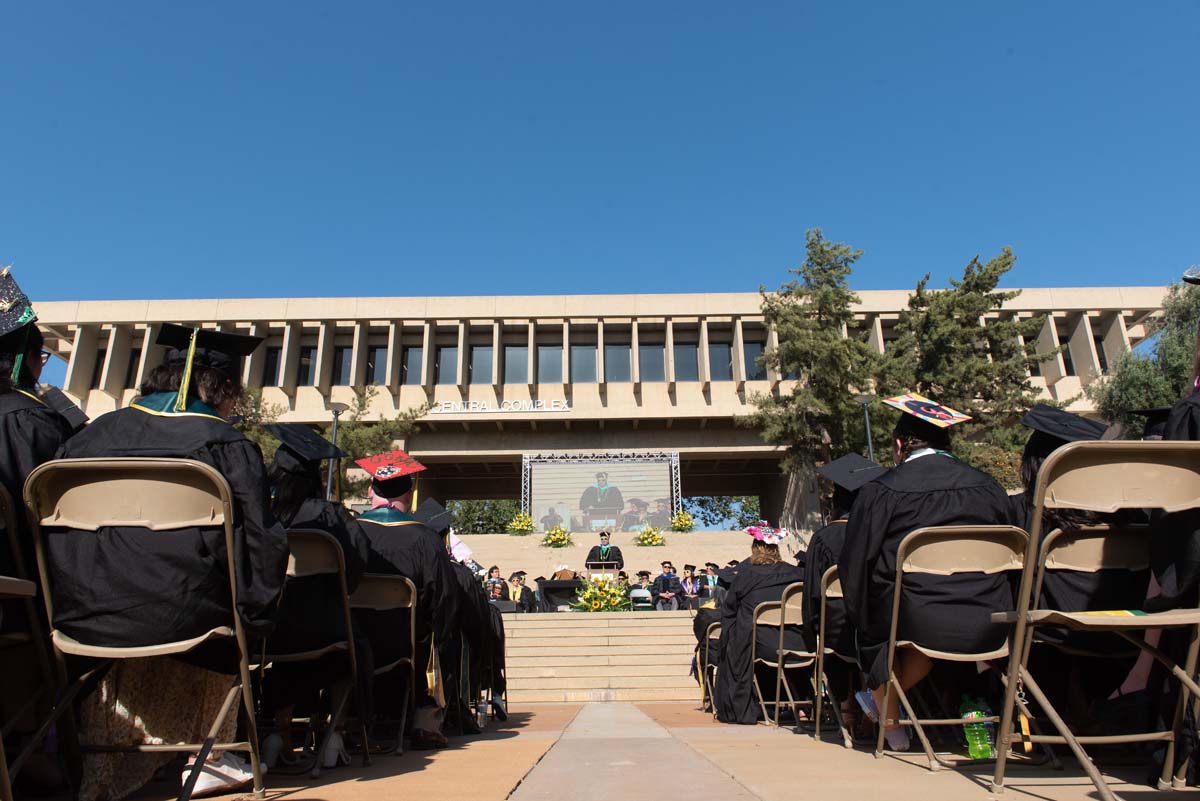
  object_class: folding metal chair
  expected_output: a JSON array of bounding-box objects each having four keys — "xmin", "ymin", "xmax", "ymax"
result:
[
  {"xmin": 0, "ymin": 573, "xmax": 36, "ymax": 801},
  {"xmin": 262, "ymin": 528, "xmax": 370, "ymax": 777},
  {"xmin": 814, "ymin": 566, "xmax": 856, "ymax": 748},
  {"xmin": 348, "ymin": 573, "xmax": 417, "ymax": 755},
  {"xmin": 700, "ymin": 621, "xmax": 721, "ymax": 716},
  {"xmin": 751, "ymin": 583, "xmax": 816, "ymax": 726},
  {"xmin": 23, "ymin": 458, "xmax": 265, "ymax": 801},
  {"xmin": 630, "ymin": 588, "xmax": 653, "ymax": 610},
  {"xmin": 877, "ymin": 525, "xmax": 1028, "ymax": 771},
  {"xmin": 992, "ymin": 441, "xmax": 1200, "ymax": 801}
]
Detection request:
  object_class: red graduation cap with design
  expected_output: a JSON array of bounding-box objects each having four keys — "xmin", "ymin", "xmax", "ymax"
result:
[
  {"xmin": 355, "ymin": 450, "xmax": 427, "ymax": 481},
  {"xmin": 882, "ymin": 392, "xmax": 971, "ymax": 429}
]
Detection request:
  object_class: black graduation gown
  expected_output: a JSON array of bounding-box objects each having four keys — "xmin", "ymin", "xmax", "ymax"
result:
[
  {"xmin": 652, "ymin": 573, "xmax": 683, "ymax": 604},
  {"xmin": 268, "ymin": 498, "xmax": 371, "ymax": 655},
  {"xmin": 1153, "ymin": 394, "xmax": 1200, "ymax": 609},
  {"xmin": 579, "ymin": 484, "xmax": 624, "ymax": 515},
  {"xmin": 803, "ymin": 519, "xmax": 853, "ymax": 657},
  {"xmin": 714, "ymin": 561, "xmax": 807, "ymax": 725},
  {"xmin": 838, "ymin": 453, "xmax": 1013, "ymax": 689},
  {"xmin": 49, "ymin": 396, "xmax": 290, "ymax": 649},
  {"xmin": 514, "ymin": 585, "xmax": 537, "ymax": 613},
  {"xmin": 0, "ymin": 387, "xmax": 74, "ymax": 630},
  {"xmin": 584, "ymin": 544, "xmax": 624, "ymax": 569}
]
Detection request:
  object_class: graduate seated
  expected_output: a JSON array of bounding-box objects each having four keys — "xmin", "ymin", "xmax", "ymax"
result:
[
  {"xmin": 484, "ymin": 565, "xmax": 509, "ymax": 601},
  {"xmin": 651, "ymin": 561, "xmax": 683, "ymax": 610},
  {"xmin": 838, "ymin": 394, "xmax": 1012, "ymax": 752},
  {"xmin": 258, "ymin": 423, "xmax": 372, "ymax": 768},
  {"xmin": 49, "ymin": 324, "xmax": 288, "ymax": 798},
  {"xmin": 355, "ymin": 451, "xmax": 461, "ymax": 751},
  {"xmin": 713, "ymin": 523, "xmax": 807, "ymax": 725},
  {"xmin": 510, "ymin": 571, "xmax": 537, "ymax": 613}
]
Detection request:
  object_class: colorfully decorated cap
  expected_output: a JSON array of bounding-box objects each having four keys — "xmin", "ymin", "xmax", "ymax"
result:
[
  {"xmin": 357, "ymin": 449, "xmax": 426, "ymax": 498},
  {"xmin": 0, "ymin": 267, "xmax": 36, "ymax": 340},
  {"xmin": 816, "ymin": 452, "xmax": 886, "ymax": 492},
  {"xmin": 744, "ymin": 520, "xmax": 790, "ymax": 545},
  {"xmin": 883, "ymin": 392, "xmax": 971, "ymax": 428},
  {"xmin": 1020, "ymin": 404, "xmax": 1106, "ymax": 443}
]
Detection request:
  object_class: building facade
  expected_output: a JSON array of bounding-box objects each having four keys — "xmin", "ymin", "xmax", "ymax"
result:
[{"xmin": 37, "ymin": 287, "xmax": 1165, "ymax": 528}]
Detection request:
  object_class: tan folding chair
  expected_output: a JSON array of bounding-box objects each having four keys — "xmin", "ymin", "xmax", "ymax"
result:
[
  {"xmin": 0, "ymin": 573, "xmax": 36, "ymax": 801},
  {"xmin": 877, "ymin": 525, "xmax": 1027, "ymax": 771},
  {"xmin": 23, "ymin": 457, "xmax": 266, "ymax": 801},
  {"xmin": 349, "ymin": 573, "xmax": 417, "ymax": 755},
  {"xmin": 751, "ymin": 582, "xmax": 816, "ymax": 726},
  {"xmin": 263, "ymin": 528, "xmax": 370, "ymax": 777},
  {"xmin": 700, "ymin": 621, "xmax": 721, "ymax": 716},
  {"xmin": 992, "ymin": 441, "xmax": 1200, "ymax": 801},
  {"xmin": 813, "ymin": 566, "xmax": 856, "ymax": 748}
]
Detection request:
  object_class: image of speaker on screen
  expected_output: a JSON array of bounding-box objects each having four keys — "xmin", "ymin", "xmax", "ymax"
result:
[{"xmin": 579, "ymin": 471, "xmax": 624, "ymax": 530}]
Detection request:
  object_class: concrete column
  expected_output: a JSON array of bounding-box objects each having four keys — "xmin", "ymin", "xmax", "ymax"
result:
[
  {"xmin": 767, "ymin": 326, "xmax": 781, "ymax": 386},
  {"xmin": 421, "ymin": 322, "xmax": 434, "ymax": 389},
  {"xmin": 1097, "ymin": 312, "xmax": 1130, "ymax": 373},
  {"xmin": 759, "ymin": 464, "xmax": 822, "ymax": 548},
  {"xmin": 868, "ymin": 316, "xmax": 884, "ymax": 354},
  {"xmin": 596, "ymin": 319, "xmax": 606, "ymax": 387},
  {"xmin": 315, "ymin": 321, "xmax": 335, "ymax": 393},
  {"xmin": 631, "ymin": 320, "xmax": 641, "ymax": 385},
  {"xmin": 1067, "ymin": 314, "xmax": 1102, "ymax": 384},
  {"xmin": 243, "ymin": 322, "xmax": 268, "ymax": 388},
  {"xmin": 281, "ymin": 322, "xmax": 302, "ymax": 394},
  {"xmin": 665, "ymin": 318, "xmax": 676, "ymax": 387},
  {"xmin": 100, "ymin": 325, "xmax": 133, "ymax": 399},
  {"xmin": 699, "ymin": 318, "xmax": 711, "ymax": 388},
  {"xmin": 351, "ymin": 322, "xmax": 369, "ymax": 387},
  {"xmin": 64, "ymin": 325, "xmax": 100, "ymax": 401},
  {"xmin": 492, "ymin": 320, "xmax": 501, "ymax": 388},
  {"xmin": 526, "ymin": 321, "xmax": 536, "ymax": 388},
  {"xmin": 1035, "ymin": 316, "xmax": 1065, "ymax": 385},
  {"xmin": 456, "ymin": 321, "xmax": 467, "ymax": 390},
  {"xmin": 562, "ymin": 320, "xmax": 571, "ymax": 388},
  {"xmin": 733, "ymin": 318, "xmax": 746, "ymax": 388},
  {"xmin": 386, "ymin": 322, "xmax": 403, "ymax": 391}
]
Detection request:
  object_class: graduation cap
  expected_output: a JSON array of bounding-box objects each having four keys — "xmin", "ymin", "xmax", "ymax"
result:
[
  {"xmin": 684, "ymin": 564, "xmax": 696, "ymax": 572},
  {"xmin": 817, "ymin": 453, "xmax": 885, "ymax": 492},
  {"xmin": 265, "ymin": 423, "xmax": 345, "ymax": 475},
  {"xmin": 637, "ymin": 570, "xmax": 651, "ymax": 578},
  {"xmin": 1183, "ymin": 266, "xmax": 1200, "ymax": 285},
  {"xmin": 414, "ymin": 497, "xmax": 453, "ymax": 536},
  {"xmin": 883, "ymin": 392, "xmax": 971, "ymax": 428},
  {"xmin": 726, "ymin": 560, "xmax": 740, "ymax": 567},
  {"xmin": 38, "ymin": 386, "xmax": 89, "ymax": 432},
  {"xmin": 1021, "ymin": 404, "xmax": 1106, "ymax": 443},
  {"xmin": 660, "ymin": 560, "xmax": 674, "ymax": 568},
  {"xmin": 156, "ymin": 323, "xmax": 263, "ymax": 412},
  {"xmin": 0, "ymin": 268, "xmax": 39, "ymax": 382},
  {"xmin": 1132, "ymin": 407, "xmax": 1172, "ymax": 440},
  {"xmin": 509, "ymin": 571, "xmax": 526, "ymax": 582},
  {"xmin": 704, "ymin": 562, "xmax": 719, "ymax": 571},
  {"xmin": 356, "ymin": 449, "xmax": 426, "ymax": 498}
]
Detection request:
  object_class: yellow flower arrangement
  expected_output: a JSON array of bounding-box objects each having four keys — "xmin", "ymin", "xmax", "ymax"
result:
[
  {"xmin": 634, "ymin": 525, "xmax": 667, "ymax": 547},
  {"xmin": 572, "ymin": 576, "xmax": 632, "ymax": 612},
  {"xmin": 541, "ymin": 525, "xmax": 574, "ymax": 548},
  {"xmin": 591, "ymin": 600, "xmax": 601, "ymax": 609},
  {"xmin": 507, "ymin": 512, "xmax": 535, "ymax": 535},
  {"xmin": 670, "ymin": 510, "xmax": 695, "ymax": 532}
]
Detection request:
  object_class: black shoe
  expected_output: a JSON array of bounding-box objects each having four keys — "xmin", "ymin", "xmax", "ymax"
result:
[{"xmin": 490, "ymin": 698, "xmax": 509, "ymax": 721}]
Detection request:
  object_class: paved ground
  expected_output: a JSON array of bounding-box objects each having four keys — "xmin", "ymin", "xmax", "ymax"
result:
[{"xmin": 129, "ymin": 702, "xmax": 1199, "ymax": 800}]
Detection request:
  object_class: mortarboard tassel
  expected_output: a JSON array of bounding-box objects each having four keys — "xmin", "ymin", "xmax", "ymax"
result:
[
  {"xmin": 9, "ymin": 327, "xmax": 30, "ymax": 384},
  {"xmin": 174, "ymin": 328, "xmax": 200, "ymax": 412}
]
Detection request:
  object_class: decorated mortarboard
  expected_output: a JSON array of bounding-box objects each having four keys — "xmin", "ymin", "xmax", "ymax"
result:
[
  {"xmin": 414, "ymin": 498, "xmax": 453, "ymax": 535},
  {"xmin": 1183, "ymin": 266, "xmax": 1200, "ymax": 286},
  {"xmin": 356, "ymin": 449, "xmax": 426, "ymax": 497},
  {"xmin": 264, "ymin": 424, "xmax": 346, "ymax": 472},
  {"xmin": 816, "ymin": 453, "xmax": 885, "ymax": 492},
  {"xmin": 883, "ymin": 392, "xmax": 972, "ymax": 428},
  {"xmin": 0, "ymin": 267, "xmax": 39, "ymax": 382},
  {"xmin": 155, "ymin": 323, "xmax": 263, "ymax": 412},
  {"xmin": 1132, "ymin": 407, "xmax": 1173, "ymax": 439},
  {"xmin": 1020, "ymin": 404, "xmax": 1106, "ymax": 443},
  {"xmin": 744, "ymin": 520, "xmax": 790, "ymax": 545}
]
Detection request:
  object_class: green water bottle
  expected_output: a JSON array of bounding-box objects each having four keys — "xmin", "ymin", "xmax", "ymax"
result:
[{"xmin": 959, "ymin": 694, "xmax": 994, "ymax": 759}]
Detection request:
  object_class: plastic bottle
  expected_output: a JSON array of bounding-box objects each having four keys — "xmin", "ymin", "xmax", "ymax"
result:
[{"xmin": 959, "ymin": 694, "xmax": 994, "ymax": 759}]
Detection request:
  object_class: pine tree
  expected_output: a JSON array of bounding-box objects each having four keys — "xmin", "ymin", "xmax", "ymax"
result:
[{"xmin": 335, "ymin": 386, "xmax": 429, "ymax": 498}]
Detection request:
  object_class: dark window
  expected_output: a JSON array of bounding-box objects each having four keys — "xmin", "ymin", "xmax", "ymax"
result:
[
  {"xmin": 436, "ymin": 346, "xmax": 458, "ymax": 385},
  {"xmin": 639, "ymin": 343, "xmax": 665, "ymax": 382},
  {"xmin": 470, "ymin": 345, "xmax": 493, "ymax": 384},
  {"xmin": 1061, "ymin": 346, "xmax": 1076, "ymax": 377},
  {"xmin": 604, "ymin": 344, "xmax": 631, "ymax": 382},
  {"xmin": 263, "ymin": 346, "xmax": 282, "ymax": 387},
  {"xmin": 332, "ymin": 346, "xmax": 353, "ymax": 386},
  {"xmin": 125, "ymin": 348, "xmax": 142, "ymax": 389},
  {"xmin": 1094, "ymin": 334, "xmax": 1108, "ymax": 374},
  {"xmin": 90, "ymin": 349, "xmax": 106, "ymax": 390},
  {"xmin": 367, "ymin": 345, "xmax": 388, "ymax": 385},
  {"xmin": 570, "ymin": 345, "xmax": 596, "ymax": 383},
  {"xmin": 674, "ymin": 343, "xmax": 699, "ymax": 382},
  {"xmin": 297, "ymin": 346, "xmax": 317, "ymax": 386},
  {"xmin": 708, "ymin": 341, "xmax": 733, "ymax": 381},
  {"xmin": 504, "ymin": 345, "xmax": 528, "ymax": 384},
  {"xmin": 402, "ymin": 346, "xmax": 423, "ymax": 385},
  {"xmin": 743, "ymin": 341, "xmax": 766, "ymax": 381},
  {"xmin": 537, "ymin": 344, "xmax": 562, "ymax": 383}
]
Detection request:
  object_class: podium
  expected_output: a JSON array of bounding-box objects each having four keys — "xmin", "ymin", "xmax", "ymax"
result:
[{"xmin": 584, "ymin": 561, "xmax": 622, "ymax": 582}]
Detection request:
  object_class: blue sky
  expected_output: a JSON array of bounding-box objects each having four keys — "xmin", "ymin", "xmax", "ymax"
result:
[{"xmin": 3, "ymin": 1, "xmax": 1197, "ymax": 305}]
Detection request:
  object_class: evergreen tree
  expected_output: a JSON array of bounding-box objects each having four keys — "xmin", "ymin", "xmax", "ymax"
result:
[
  {"xmin": 336, "ymin": 386, "xmax": 429, "ymax": 498},
  {"xmin": 746, "ymin": 229, "xmax": 874, "ymax": 467},
  {"xmin": 876, "ymin": 247, "xmax": 1048, "ymax": 486},
  {"xmin": 233, "ymin": 388, "xmax": 285, "ymax": 459},
  {"xmin": 448, "ymin": 499, "xmax": 522, "ymax": 534},
  {"xmin": 683, "ymin": 496, "xmax": 761, "ymax": 529},
  {"xmin": 1087, "ymin": 281, "xmax": 1200, "ymax": 431}
]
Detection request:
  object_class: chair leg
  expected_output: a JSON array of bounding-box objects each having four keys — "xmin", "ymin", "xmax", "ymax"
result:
[
  {"xmin": 892, "ymin": 680, "xmax": 937, "ymax": 773},
  {"xmin": 813, "ymin": 652, "xmax": 825, "ymax": 740},
  {"xmin": 179, "ymin": 682, "xmax": 243, "ymax": 801},
  {"xmin": 310, "ymin": 680, "xmax": 353, "ymax": 780},
  {"xmin": 875, "ymin": 680, "xmax": 890, "ymax": 758},
  {"xmin": 752, "ymin": 669, "xmax": 773, "ymax": 725},
  {"xmin": 236, "ymin": 660, "xmax": 265, "ymax": 800},
  {"xmin": 0, "ymin": 726, "xmax": 13, "ymax": 801},
  {"xmin": 1166, "ymin": 625, "xmax": 1200, "ymax": 790}
]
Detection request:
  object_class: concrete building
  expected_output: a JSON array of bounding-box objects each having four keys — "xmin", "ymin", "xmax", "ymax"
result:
[{"xmin": 36, "ymin": 287, "xmax": 1165, "ymax": 528}]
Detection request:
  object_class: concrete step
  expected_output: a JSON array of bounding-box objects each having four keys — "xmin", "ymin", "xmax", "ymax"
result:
[
  {"xmin": 506, "ymin": 653, "xmax": 691, "ymax": 668},
  {"xmin": 507, "ymin": 643, "xmax": 695, "ymax": 658},
  {"xmin": 506, "ymin": 634, "xmax": 696, "ymax": 649},
  {"xmin": 507, "ymin": 675, "xmax": 694, "ymax": 690},
  {"xmin": 506, "ymin": 624, "xmax": 695, "ymax": 637},
  {"xmin": 506, "ymin": 687, "xmax": 700, "ymax": 703},
  {"xmin": 507, "ymin": 663, "xmax": 687, "ymax": 678},
  {"xmin": 503, "ymin": 614, "xmax": 693, "ymax": 629},
  {"xmin": 503, "ymin": 611, "xmax": 692, "ymax": 622}
]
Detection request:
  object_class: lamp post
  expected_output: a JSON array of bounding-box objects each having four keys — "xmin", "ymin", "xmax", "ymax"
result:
[
  {"xmin": 854, "ymin": 393, "xmax": 876, "ymax": 463},
  {"xmin": 327, "ymin": 402, "xmax": 350, "ymax": 501}
]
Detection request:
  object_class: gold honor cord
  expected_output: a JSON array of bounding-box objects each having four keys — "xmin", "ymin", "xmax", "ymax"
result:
[{"xmin": 174, "ymin": 329, "xmax": 200, "ymax": 412}]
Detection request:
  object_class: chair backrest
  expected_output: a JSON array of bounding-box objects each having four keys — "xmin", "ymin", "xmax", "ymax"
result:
[
  {"xmin": 286, "ymin": 529, "xmax": 346, "ymax": 580},
  {"xmin": 776, "ymin": 581, "xmax": 806, "ymax": 628},
  {"xmin": 349, "ymin": 573, "xmax": 416, "ymax": 611},
  {"xmin": 1033, "ymin": 441, "xmax": 1200, "ymax": 519},
  {"xmin": 898, "ymin": 526, "xmax": 1027, "ymax": 577},
  {"xmin": 821, "ymin": 566, "xmax": 843, "ymax": 600},
  {"xmin": 0, "ymin": 482, "xmax": 29, "ymax": 581},
  {"xmin": 1041, "ymin": 525, "xmax": 1151, "ymax": 573},
  {"xmin": 23, "ymin": 458, "xmax": 237, "ymax": 626}
]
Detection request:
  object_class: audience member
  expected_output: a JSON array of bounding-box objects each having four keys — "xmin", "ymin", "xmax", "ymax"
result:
[{"xmin": 652, "ymin": 561, "xmax": 683, "ymax": 610}]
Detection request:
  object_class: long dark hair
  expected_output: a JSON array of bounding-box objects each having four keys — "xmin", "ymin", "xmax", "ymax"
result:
[
  {"xmin": 0, "ymin": 324, "xmax": 42, "ymax": 394},
  {"xmin": 267, "ymin": 462, "xmax": 322, "ymax": 526},
  {"xmin": 893, "ymin": 413, "xmax": 951, "ymax": 462},
  {"xmin": 140, "ymin": 361, "xmax": 242, "ymax": 410}
]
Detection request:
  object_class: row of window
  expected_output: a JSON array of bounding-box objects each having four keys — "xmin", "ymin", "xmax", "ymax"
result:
[{"xmin": 259, "ymin": 340, "xmax": 769, "ymax": 388}]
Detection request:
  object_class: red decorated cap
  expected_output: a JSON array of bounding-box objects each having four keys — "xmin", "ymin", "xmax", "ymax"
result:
[{"xmin": 354, "ymin": 450, "xmax": 427, "ymax": 480}]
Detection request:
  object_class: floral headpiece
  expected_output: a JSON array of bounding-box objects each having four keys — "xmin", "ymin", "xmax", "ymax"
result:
[{"xmin": 744, "ymin": 520, "xmax": 789, "ymax": 546}]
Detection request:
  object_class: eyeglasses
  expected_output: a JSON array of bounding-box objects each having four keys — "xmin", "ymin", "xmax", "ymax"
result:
[{"xmin": 40, "ymin": 349, "xmax": 52, "ymax": 365}]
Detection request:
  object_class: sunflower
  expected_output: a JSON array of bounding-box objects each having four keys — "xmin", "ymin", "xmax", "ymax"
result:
[
  {"xmin": 591, "ymin": 601, "xmax": 601, "ymax": 610},
  {"xmin": 610, "ymin": 598, "xmax": 620, "ymax": 606}
]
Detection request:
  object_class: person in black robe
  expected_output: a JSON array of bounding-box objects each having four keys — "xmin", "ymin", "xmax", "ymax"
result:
[
  {"xmin": 699, "ymin": 562, "xmax": 721, "ymax": 601},
  {"xmin": 714, "ymin": 526, "xmax": 807, "ymax": 725},
  {"xmin": 679, "ymin": 565, "xmax": 702, "ymax": 610},
  {"xmin": 484, "ymin": 565, "xmax": 510, "ymax": 601},
  {"xmin": 355, "ymin": 451, "xmax": 461, "ymax": 750},
  {"xmin": 578, "ymin": 471, "xmax": 624, "ymax": 522},
  {"xmin": 1153, "ymin": 394, "xmax": 1200, "ymax": 611},
  {"xmin": 651, "ymin": 561, "xmax": 683, "ymax": 610},
  {"xmin": 839, "ymin": 399, "xmax": 1011, "ymax": 750},
  {"xmin": 804, "ymin": 454, "xmax": 885, "ymax": 669},
  {"xmin": 510, "ymin": 572, "xmax": 537, "ymax": 612},
  {"xmin": 584, "ymin": 531, "xmax": 624, "ymax": 570},
  {"xmin": 49, "ymin": 324, "xmax": 286, "ymax": 795}
]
